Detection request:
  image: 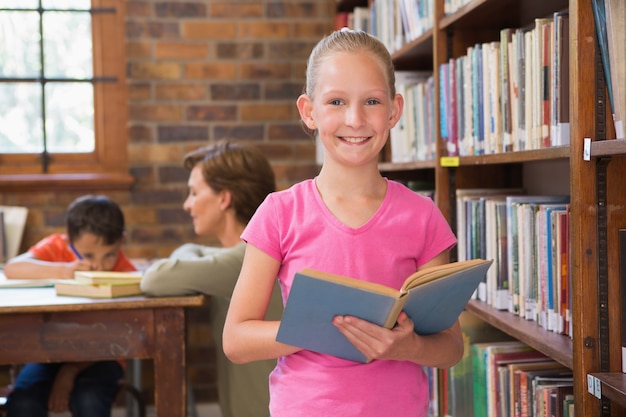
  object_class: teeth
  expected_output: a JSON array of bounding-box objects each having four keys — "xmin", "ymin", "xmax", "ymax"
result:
[{"xmin": 342, "ymin": 137, "xmax": 368, "ymax": 143}]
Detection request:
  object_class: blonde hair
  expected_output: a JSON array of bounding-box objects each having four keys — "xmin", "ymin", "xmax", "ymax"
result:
[{"xmin": 304, "ymin": 29, "xmax": 396, "ymax": 100}]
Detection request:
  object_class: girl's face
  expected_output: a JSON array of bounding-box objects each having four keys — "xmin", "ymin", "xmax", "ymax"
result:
[
  {"xmin": 183, "ymin": 164, "xmax": 226, "ymax": 236},
  {"xmin": 298, "ymin": 50, "xmax": 403, "ymax": 167}
]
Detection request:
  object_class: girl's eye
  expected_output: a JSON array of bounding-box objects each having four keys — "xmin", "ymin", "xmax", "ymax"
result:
[
  {"xmin": 366, "ymin": 99, "xmax": 381, "ymax": 105},
  {"xmin": 329, "ymin": 99, "xmax": 343, "ymax": 106}
]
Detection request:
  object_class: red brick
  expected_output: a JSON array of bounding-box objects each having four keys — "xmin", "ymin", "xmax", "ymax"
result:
[
  {"xmin": 157, "ymin": 126, "xmax": 209, "ymax": 143},
  {"xmin": 240, "ymin": 103, "xmax": 291, "ymax": 121},
  {"xmin": 238, "ymin": 21, "xmax": 290, "ymax": 39},
  {"xmin": 128, "ymin": 62, "xmax": 182, "ymax": 79},
  {"xmin": 154, "ymin": 2, "xmax": 207, "ymax": 18},
  {"xmin": 185, "ymin": 62, "xmax": 237, "ymax": 80},
  {"xmin": 240, "ymin": 62, "xmax": 291, "ymax": 79},
  {"xmin": 182, "ymin": 22, "xmax": 235, "ymax": 39},
  {"xmin": 210, "ymin": 3, "xmax": 263, "ymax": 18},
  {"xmin": 268, "ymin": 123, "xmax": 311, "ymax": 140},
  {"xmin": 126, "ymin": 41, "xmax": 152, "ymax": 59},
  {"xmin": 267, "ymin": 2, "xmax": 319, "ymax": 18},
  {"xmin": 129, "ymin": 124, "xmax": 154, "ymax": 143},
  {"xmin": 126, "ymin": 22, "xmax": 180, "ymax": 39},
  {"xmin": 210, "ymin": 83, "xmax": 261, "ymax": 101},
  {"xmin": 128, "ymin": 83, "xmax": 152, "ymax": 100},
  {"xmin": 155, "ymin": 42, "xmax": 209, "ymax": 60},
  {"xmin": 156, "ymin": 83, "xmax": 207, "ymax": 100},
  {"xmin": 213, "ymin": 125, "xmax": 264, "ymax": 141},
  {"xmin": 216, "ymin": 42, "xmax": 263, "ymax": 60}
]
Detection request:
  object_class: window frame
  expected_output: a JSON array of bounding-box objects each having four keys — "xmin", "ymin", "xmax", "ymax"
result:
[{"xmin": 0, "ymin": 0, "xmax": 133, "ymax": 192}]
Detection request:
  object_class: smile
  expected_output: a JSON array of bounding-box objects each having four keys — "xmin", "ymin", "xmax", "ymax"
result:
[{"xmin": 341, "ymin": 137, "xmax": 369, "ymax": 144}]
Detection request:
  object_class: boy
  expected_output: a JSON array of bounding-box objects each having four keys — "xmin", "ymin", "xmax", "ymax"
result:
[{"xmin": 4, "ymin": 194, "xmax": 136, "ymax": 417}]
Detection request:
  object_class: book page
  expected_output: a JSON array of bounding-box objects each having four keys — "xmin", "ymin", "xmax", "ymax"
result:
[
  {"xmin": 401, "ymin": 258, "xmax": 490, "ymax": 292},
  {"xmin": 300, "ymin": 268, "xmax": 401, "ymax": 298}
]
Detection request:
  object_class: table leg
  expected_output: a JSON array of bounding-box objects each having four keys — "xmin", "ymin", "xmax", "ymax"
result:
[{"xmin": 153, "ymin": 307, "xmax": 187, "ymax": 417}]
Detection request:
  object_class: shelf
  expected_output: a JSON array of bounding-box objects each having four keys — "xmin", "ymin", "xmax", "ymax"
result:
[
  {"xmin": 378, "ymin": 159, "xmax": 436, "ymax": 172},
  {"xmin": 590, "ymin": 373, "xmax": 626, "ymax": 408},
  {"xmin": 391, "ymin": 30, "xmax": 434, "ymax": 71},
  {"xmin": 439, "ymin": 0, "xmax": 569, "ymax": 31},
  {"xmin": 335, "ymin": 0, "xmax": 367, "ymax": 13},
  {"xmin": 590, "ymin": 139, "xmax": 626, "ymax": 158},
  {"xmin": 456, "ymin": 146, "xmax": 570, "ymax": 166},
  {"xmin": 379, "ymin": 147, "xmax": 569, "ymax": 171},
  {"xmin": 466, "ymin": 299, "xmax": 573, "ymax": 369}
]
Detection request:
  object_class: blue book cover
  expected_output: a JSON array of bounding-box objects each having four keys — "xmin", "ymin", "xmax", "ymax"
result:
[{"xmin": 276, "ymin": 259, "xmax": 493, "ymax": 363}]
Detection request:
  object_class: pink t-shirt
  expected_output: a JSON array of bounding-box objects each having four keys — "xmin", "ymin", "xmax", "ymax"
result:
[{"xmin": 242, "ymin": 178, "xmax": 457, "ymax": 417}]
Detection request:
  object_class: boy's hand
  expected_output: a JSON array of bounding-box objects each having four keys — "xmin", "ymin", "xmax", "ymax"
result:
[{"xmin": 59, "ymin": 260, "xmax": 93, "ymax": 278}]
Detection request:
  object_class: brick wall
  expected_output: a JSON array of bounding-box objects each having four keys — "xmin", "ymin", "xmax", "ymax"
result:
[{"xmin": 1, "ymin": 0, "xmax": 334, "ymax": 404}]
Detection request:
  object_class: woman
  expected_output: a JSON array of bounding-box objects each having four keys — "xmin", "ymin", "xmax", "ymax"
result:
[{"xmin": 141, "ymin": 140, "xmax": 282, "ymax": 417}]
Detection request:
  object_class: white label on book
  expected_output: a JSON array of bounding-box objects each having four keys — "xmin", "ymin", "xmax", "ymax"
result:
[
  {"xmin": 594, "ymin": 375, "xmax": 602, "ymax": 398},
  {"xmin": 587, "ymin": 374, "xmax": 595, "ymax": 395},
  {"xmin": 583, "ymin": 137, "xmax": 591, "ymax": 161}
]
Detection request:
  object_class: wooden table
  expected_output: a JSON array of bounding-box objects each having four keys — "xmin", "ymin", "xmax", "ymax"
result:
[{"xmin": 0, "ymin": 287, "xmax": 205, "ymax": 417}]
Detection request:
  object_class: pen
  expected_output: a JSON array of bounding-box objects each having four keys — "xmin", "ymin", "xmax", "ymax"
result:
[{"xmin": 70, "ymin": 243, "xmax": 83, "ymax": 260}]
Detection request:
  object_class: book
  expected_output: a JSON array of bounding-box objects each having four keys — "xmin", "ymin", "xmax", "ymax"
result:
[
  {"xmin": 518, "ymin": 367, "xmax": 572, "ymax": 417},
  {"xmin": 472, "ymin": 341, "xmax": 533, "ymax": 417},
  {"xmin": 0, "ymin": 272, "xmax": 58, "ymax": 288},
  {"xmin": 54, "ymin": 280, "xmax": 143, "ymax": 298},
  {"xmin": 0, "ymin": 206, "xmax": 28, "ymax": 262},
  {"xmin": 276, "ymin": 258, "xmax": 493, "ymax": 363},
  {"xmin": 551, "ymin": 12, "xmax": 570, "ymax": 146},
  {"xmin": 0, "ymin": 211, "xmax": 6, "ymax": 263},
  {"xmin": 603, "ymin": 0, "xmax": 626, "ymax": 138},
  {"xmin": 620, "ymin": 229, "xmax": 626, "ymax": 372},
  {"xmin": 505, "ymin": 195, "xmax": 569, "ymax": 316},
  {"xmin": 74, "ymin": 270, "xmax": 142, "ymax": 284},
  {"xmin": 507, "ymin": 360, "xmax": 567, "ymax": 417},
  {"xmin": 446, "ymin": 312, "xmax": 513, "ymax": 417}
]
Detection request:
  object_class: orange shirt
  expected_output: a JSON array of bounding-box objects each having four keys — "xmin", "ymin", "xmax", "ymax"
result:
[{"xmin": 28, "ymin": 233, "xmax": 136, "ymax": 272}]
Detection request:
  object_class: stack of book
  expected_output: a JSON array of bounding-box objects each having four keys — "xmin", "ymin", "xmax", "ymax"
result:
[{"xmin": 54, "ymin": 271, "xmax": 143, "ymax": 299}]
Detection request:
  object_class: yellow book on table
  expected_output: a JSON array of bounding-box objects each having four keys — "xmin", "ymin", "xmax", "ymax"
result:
[
  {"xmin": 74, "ymin": 270, "xmax": 142, "ymax": 285},
  {"xmin": 55, "ymin": 279, "xmax": 143, "ymax": 298}
]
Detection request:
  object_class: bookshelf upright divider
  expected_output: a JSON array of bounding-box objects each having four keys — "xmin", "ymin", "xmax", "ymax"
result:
[{"xmin": 333, "ymin": 0, "xmax": 626, "ymax": 415}]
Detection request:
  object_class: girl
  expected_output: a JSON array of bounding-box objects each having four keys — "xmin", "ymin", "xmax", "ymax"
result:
[{"xmin": 223, "ymin": 29, "xmax": 463, "ymax": 417}]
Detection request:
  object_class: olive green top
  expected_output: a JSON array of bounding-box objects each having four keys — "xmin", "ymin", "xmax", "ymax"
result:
[{"xmin": 141, "ymin": 242, "xmax": 283, "ymax": 417}]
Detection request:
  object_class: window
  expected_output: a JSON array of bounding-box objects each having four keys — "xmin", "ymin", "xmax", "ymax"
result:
[{"xmin": 0, "ymin": 0, "xmax": 132, "ymax": 192}]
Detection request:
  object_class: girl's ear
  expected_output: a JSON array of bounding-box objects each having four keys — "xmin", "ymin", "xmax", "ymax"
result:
[
  {"xmin": 388, "ymin": 93, "xmax": 404, "ymax": 129},
  {"xmin": 297, "ymin": 94, "xmax": 316, "ymax": 130}
]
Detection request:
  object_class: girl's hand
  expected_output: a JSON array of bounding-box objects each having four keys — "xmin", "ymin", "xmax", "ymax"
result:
[{"xmin": 332, "ymin": 311, "xmax": 418, "ymax": 362}]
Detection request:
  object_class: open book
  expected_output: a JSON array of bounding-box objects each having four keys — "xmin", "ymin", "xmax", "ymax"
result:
[{"xmin": 276, "ymin": 258, "xmax": 493, "ymax": 362}]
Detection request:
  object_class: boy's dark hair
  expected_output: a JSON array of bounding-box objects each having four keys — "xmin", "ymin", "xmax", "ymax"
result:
[{"xmin": 66, "ymin": 195, "xmax": 126, "ymax": 245}]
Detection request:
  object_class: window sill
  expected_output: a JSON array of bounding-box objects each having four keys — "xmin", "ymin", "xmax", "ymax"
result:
[{"xmin": 0, "ymin": 173, "xmax": 135, "ymax": 193}]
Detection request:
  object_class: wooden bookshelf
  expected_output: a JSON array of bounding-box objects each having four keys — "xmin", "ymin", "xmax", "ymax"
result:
[
  {"xmin": 590, "ymin": 373, "xmax": 626, "ymax": 408},
  {"xmin": 466, "ymin": 300, "xmax": 573, "ymax": 369},
  {"xmin": 335, "ymin": 0, "xmax": 626, "ymax": 415}
]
